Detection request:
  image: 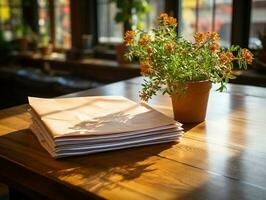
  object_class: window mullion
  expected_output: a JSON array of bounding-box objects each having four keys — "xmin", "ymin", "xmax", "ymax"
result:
[
  {"xmin": 195, "ymin": 0, "xmax": 199, "ymax": 32},
  {"xmin": 212, "ymin": 0, "xmax": 216, "ymax": 32},
  {"xmin": 48, "ymin": 0, "xmax": 55, "ymax": 48}
]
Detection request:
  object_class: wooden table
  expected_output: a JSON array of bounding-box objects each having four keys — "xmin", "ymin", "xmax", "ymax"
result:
[{"xmin": 0, "ymin": 77, "xmax": 266, "ymax": 200}]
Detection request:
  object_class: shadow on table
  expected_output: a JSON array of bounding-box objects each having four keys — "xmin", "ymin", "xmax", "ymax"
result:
[
  {"xmin": 182, "ymin": 123, "xmax": 200, "ymax": 132},
  {"xmin": 51, "ymin": 142, "xmax": 176, "ymax": 194},
  {"xmin": 1, "ymin": 128, "xmax": 177, "ymax": 195}
]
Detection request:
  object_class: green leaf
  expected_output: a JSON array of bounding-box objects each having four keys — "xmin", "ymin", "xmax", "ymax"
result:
[{"xmin": 115, "ymin": 12, "xmax": 126, "ymax": 23}]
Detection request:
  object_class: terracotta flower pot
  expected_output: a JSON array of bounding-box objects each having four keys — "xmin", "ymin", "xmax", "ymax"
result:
[
  {"xmin": 171, "ymin": 81, "xmax": 212, "ymax": 123},
  {"xmin": 115, "ymin": 43, "xmax": 129, "ymax": 64},
  {"xmin": 40, "ymin": 45, "xmax": 53, "ymax": 56},
  {"xmin": 18, "ymin": 38, "xmax": 28, "ymax": 51}
]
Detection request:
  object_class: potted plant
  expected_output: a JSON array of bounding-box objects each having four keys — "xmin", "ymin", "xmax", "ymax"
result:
[
  {"xmin": 39, "ymin": 34, "xmax": 52, "ymax": 56},
  {"xmin": 124, "ymin": 13, "xmax": 253, "ymax": 123},
  {"xmin": 15, "ymin": 23, "xmax": 32, "ymax": 51},
  {"xmin": 111, "ymin": 0, "xmax": 150, "ymax": 63}
]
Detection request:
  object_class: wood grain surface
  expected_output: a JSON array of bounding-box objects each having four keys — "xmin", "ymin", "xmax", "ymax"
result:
[{"xmin": 0, "ymin": 77, "xmax": 266, "ymax": 200}]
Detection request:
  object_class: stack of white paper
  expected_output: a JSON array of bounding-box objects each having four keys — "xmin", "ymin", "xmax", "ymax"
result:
[{"xmin": 28, "ymin": 96, "xmax": 183, "ymax": 158}]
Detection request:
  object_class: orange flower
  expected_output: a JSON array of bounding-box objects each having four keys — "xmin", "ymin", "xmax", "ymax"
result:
[
  {"xmin": 194, "ymin": 32, "xmax": 207, "ymax": 43},
  {"xmin": 140, "ymin": 59, "xmax": 153, "ymax": 76},
  {"xmin": 220, "ymin": 53, "xmax": 227, "ymax": 64},
  {"xmin": 208, "ymin": 32, "xmax": 220, "ymax": 41},
  {"xmin": 124, "ymin": 30, "xmax": 136, "ymax": 46},
  {"xmin": 158, "ymin": 13, "xmax": 168, "ymax": 20},
  {"xmin": 165, "ymin": 41, "xmax": 176, "ymax": 53},
  {"xmin": 210, "ymin": 43, "xmax": 220, "ymax": 52},
  {"xmin": 158, "ymin": 13, "xmax": 177, "ymax": 27},
  {"xmin": 139, "ymin": 34, "xmax": 151, "ymax": 46},
  {"xmin": 241, "ymin": 48, "xmax": 253, "ymax": 64},
  {"xmin": 167, "ymin": 17, "xmax": 178, "ymax": 27},
  {"xmin": 226, "ymin": 52, "xmax": 235, "ymax": 61},
  {"xmin": 225, "ymin": 67, "xmax": 232, "ymax": 75},
  {"xmin": 220, "ymin": 51, "xmax": 235, "ymax": 64}
]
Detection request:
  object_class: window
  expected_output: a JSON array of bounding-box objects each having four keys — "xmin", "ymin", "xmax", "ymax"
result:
[
  {"xmin": 97, "ymin": 0, "xmax": 165, "ymax": 44},
  {"xmin": 249, "ymin": 0, "xmax": 266, "ymax": 49},
  {"xmin": 54, "ymin": 0, "xmax": 71, "ymax": 48},
  {"xmin": 37, "ymin": 0, "xmax": 71, "ymax": 49},
  {"xmin": 180, "ymin": 0, "xmax": 232, "ymax": 47},
  {"xmin": 0, "ymin": 0, "xmax": 22, "ymax": 41},
  {"xmin": 97, "ymin": 0, "xmax": 123, "ymax": 43}
]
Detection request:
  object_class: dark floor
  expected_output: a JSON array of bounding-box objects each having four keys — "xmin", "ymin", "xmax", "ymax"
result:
[{"xmin": 0, "ymin": 183, "xmax": 8, "ymax": 200}]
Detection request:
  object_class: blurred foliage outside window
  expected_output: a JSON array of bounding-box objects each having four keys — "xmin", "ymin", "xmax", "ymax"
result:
[{"xmin": 0, "ymin": 0, "xmax": 22, "ymax": 41}]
